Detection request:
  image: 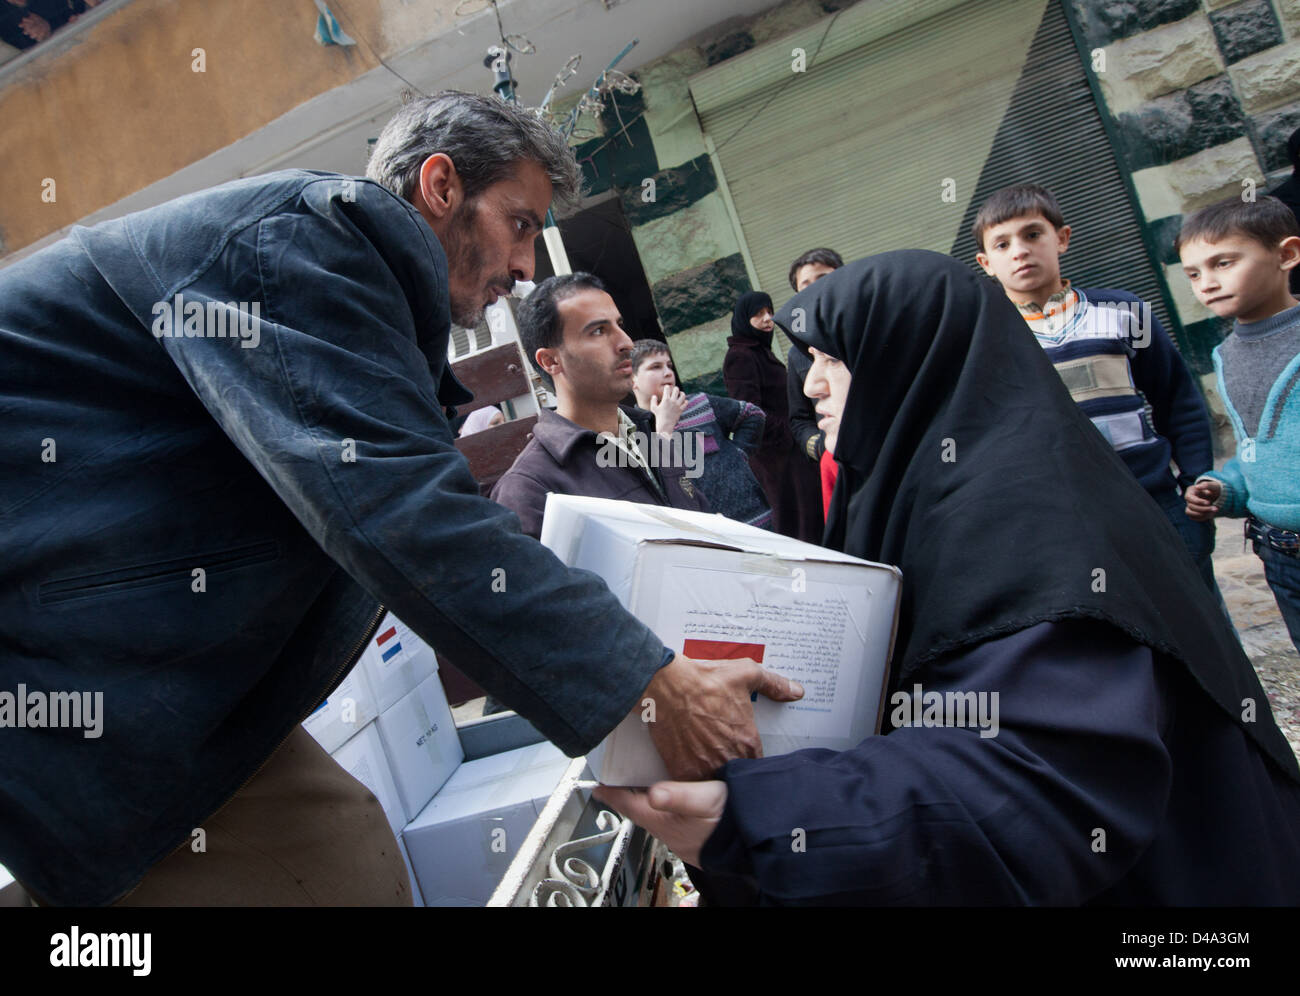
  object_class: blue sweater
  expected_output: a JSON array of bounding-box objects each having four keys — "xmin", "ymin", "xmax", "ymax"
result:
[{"xmin": 1204, "ymin": 306, "xmax": 1300, "ymax": 531}]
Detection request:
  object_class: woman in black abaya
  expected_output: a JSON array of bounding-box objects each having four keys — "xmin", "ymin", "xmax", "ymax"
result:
[
  {"xmin": 723, "ymin": 291, "xmax": 823, "ymax": 543},
  {"xmin": 598, "ymin": 251, "xmax": 1300, "ymax": 905}
]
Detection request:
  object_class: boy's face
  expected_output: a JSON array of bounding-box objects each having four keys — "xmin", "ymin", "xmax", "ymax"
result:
[
  {"xmin": 976, "ymin": 213, "xmax": 1071, "ymax": 305},
  {"xmin": 794, "ymin": 262, "xmax": 837, "ymax": 291},
  {"xmin": 1178, "ymin": 233, "xmax": 1300, "ymax": 324},
  {"xmin": 632, "ymin": 351, "xmax": 676, "ymax": 403}
]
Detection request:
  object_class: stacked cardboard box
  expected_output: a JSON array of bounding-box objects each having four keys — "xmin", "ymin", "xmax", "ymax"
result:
[
  {"xmin": 402, "ymin": 740, "xmax": 573, "ymax": 906},
  {"xmin": 304, "ymin": 611, "xmax": 464, "ymax": 905}
]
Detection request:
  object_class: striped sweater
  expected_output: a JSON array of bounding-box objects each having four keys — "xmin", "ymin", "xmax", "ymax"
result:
[
  {"xmin": 1019, "ymin": 285, "xmax": 1213, "ymax": 497},
  {"xmin": 670, "ymin": 392, "xmax": 772, "ymax": 529}
]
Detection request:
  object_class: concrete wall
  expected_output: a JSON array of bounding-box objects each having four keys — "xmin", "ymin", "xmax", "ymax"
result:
[
  {"xmin": 0, "ymin": 0, "xmax": 469, "ymax": 257},
  {"xmin": 570, "ymin": 0, "xmax": 847, "ymax": 395}
]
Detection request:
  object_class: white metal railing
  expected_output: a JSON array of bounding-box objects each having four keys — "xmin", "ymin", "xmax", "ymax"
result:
[{"xmin": 489, "ymin": 758, "xmax": 662, "ymax": 907}]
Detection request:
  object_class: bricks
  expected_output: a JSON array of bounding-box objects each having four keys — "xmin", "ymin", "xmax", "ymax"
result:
[
  {"xmin": 1228, "ymin": 40, "xmax": 1300, "ymax": 112},
  {"xmin": 1096, "ymin": 13, "xmax": 1222, "ymax": 114},
  {"xmin": 1131, "ymin": 136, "xmax": 1262, "ymax": 217},
  {"xmin": 1209, "ymin": 0, "xmax": 1283, "ymax": 64},
  {"xmin": 1116, "ymin": 75, "xmax": 1246, "ymax": 170}
]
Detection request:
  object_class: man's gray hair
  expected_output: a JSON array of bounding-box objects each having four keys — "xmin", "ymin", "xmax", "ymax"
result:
[{"xmin": 366, "ymin": 90, "xmax": 582, "ymax": 210}]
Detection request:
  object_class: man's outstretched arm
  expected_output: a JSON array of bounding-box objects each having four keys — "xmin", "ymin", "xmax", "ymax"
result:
[{"xmin": 158, "ymin": 180, "xmax": 798, "ymax": 764}]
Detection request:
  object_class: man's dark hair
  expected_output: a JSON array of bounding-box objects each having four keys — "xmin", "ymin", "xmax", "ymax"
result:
[
  {"xmin": 366, "ymin": 90, "xmax": 582, "ymax": 211},
  {"xmin": 1175, "ymin": 195, "xmax": 1300, "ymax": 254},
  {"xmin": 629, "ymin": 338, "xmax": 671, "ymax": 376},
  {"xmin": 516, "ymin": 272, "xmax": 609, "ymax": 390},
  {"xmin": 972, "ymin": 184, "xmax": 1067, "ymax": 250},
  {"xmin": 787, "ymin": 248, "xmax": 844, "ymax": 291}
]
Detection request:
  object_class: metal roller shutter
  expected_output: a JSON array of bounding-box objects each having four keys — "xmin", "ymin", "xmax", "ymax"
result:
[{"xmin": 690, "ymin": 0, "xmax": 1174, "ymax": 338}]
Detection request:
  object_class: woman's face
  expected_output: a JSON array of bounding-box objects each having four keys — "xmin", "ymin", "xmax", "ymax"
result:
[
  {"xmin": 804, "ymin": 346, "xmax": 852, "ymax": 456},
  {"xmin": 748, "ymin": 306, "xmax": 775, "ymax": 333}
]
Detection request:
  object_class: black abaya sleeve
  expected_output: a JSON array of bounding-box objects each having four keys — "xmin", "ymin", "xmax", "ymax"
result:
[{"xmin": 700, "ymin": 620, "xmax": 1174, "ymax": 904}]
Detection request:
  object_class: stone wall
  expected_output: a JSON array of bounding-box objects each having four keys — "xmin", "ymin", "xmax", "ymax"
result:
[
  {"xmin": 572, "ymin": 0, "xmax": 849, "ymax": 395},
  {"xmin": 1073, "ymin": 0, "xmax": 1300, "ymax": 451}
]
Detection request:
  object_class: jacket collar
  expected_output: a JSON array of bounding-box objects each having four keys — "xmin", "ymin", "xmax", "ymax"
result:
[{"xmin": 534, "ymin": 405, "xmax": 655, "ymax": 465}]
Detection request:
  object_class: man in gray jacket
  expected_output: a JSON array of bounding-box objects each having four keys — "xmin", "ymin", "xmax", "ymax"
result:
[{"xmin": 0, "ymin": 91, "xmax": 798, "ymax": 905}]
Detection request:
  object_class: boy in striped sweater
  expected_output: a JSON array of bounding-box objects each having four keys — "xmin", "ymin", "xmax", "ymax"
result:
[
  {"xmin": 1180, "ymin": 196, "xmax": 1300, "ymax": 652},
  {"xmin": 974, "ymin": 184, "xmax": 1221, "ymax": 597}
]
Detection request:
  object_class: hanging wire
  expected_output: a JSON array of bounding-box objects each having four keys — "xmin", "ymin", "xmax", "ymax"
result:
[{"xmin": 327, "ymin": 0, "xmax": 430, "ymax": 96}]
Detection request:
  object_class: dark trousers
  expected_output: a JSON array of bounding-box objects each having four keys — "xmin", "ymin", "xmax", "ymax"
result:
[
  {"xmin": 1255, "ymin": 540, "xmax": 1300, "ymax": 655},
  {"xmin": 1154, "ymin": 487, "xmax": 1224, "ymax": 599}
]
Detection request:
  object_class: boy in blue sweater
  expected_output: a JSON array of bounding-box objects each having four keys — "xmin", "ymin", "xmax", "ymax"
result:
[
  {"xmin": 1180, "ymin": 196, "xmax": 1300, "ymax": 652},
  {"xmin": 974, "ymin": 184, "xmax": 1221, "ymax": 597}
]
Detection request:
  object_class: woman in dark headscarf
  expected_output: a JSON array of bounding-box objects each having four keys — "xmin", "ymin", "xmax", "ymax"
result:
[
  {"xmin": 599, "ymin": 251, "xmax": 1300, "ymax": 905},
  {"xmin": 723, "ymin": 291, "xmax": 823, "ymax": 542}
]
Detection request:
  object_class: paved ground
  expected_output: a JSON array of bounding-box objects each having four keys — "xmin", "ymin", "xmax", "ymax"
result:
[{"xmin": 1211, "ymin": 518, "xmax": 1300, "ymax": 760}]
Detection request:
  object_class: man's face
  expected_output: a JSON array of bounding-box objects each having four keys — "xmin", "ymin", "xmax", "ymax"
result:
[
  {"xmin": 549, "ymin": 289, "xmax": 636, "ymax": 404},
  {"xmin": 1179, "ymin": 233, "xmax": 1298, "ymax": 323},
  {"xmin": 804, "ymin": 346, "xmax": 852, "ymax": 456},
  {"xmin": 976, "ymin": 213, "xmax": 1071, "ymax": 303},
  {"xmin": 432, "ymin": 159, "xmax": 551, "ymax": 327},
  {"xmin": 632, "ymin": 351, "xmax": 676, "ymax": 404},
  {"xmin": 794, "ymin": 262, "xmax": 837, "ymax": 291}
]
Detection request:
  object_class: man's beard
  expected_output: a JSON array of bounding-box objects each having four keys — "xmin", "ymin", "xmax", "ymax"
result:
[{"xmin": 440, "ymin": 199, "xmax": 499, "ymax": 328}]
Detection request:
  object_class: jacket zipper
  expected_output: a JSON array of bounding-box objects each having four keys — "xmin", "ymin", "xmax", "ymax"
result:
[{"xmin": 100, "ymin": 600, "xmax": 389, "ymax": 907}]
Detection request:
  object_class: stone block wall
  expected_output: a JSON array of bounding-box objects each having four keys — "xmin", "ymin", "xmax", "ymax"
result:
[{"xmin": 1073, "ymin": 0, "xmax": 1300, "ymax": 433}]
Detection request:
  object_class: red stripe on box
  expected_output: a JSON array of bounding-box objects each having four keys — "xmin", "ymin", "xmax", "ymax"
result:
[
  {"xmin": 682, "ymin": 639, "xmax": 765, "ymax": 663},
  {"xmin": 376, "ymin": 626, "xmax": 398, "ymax": 646}
]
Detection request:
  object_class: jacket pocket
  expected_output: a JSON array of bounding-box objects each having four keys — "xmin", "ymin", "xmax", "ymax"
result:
[{"xmin": 38, "ymin": 540, "xmax": 280, "ymax": 606}]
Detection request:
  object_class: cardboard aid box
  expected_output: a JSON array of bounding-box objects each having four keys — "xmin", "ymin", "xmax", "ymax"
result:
[
  {"xmin": 302, "ymin": 663, "xmax": 379, "ymax": 754},
  {"xmin": 375, "ymin": 673, "xmax": 464, "ymax": 823},
  {"xmin": 540, "ymin": 494, "xmax": 902, "ymax": 786},
  {"xmin": 401, "ymin": 741, "xmax": 572, "ymax": 907},
  {"xmin": 360, "ymin": 611, "xmax": 438, "ymax": 713}
]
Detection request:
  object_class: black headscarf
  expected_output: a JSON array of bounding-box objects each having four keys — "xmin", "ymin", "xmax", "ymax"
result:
[
  {"xmin": 775, "ymin": 250, "xmax": 1299, "ymax": 783},
  {"xmin": 731, "ymin": 291, "xmax": 775, "ymax": 348}
]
